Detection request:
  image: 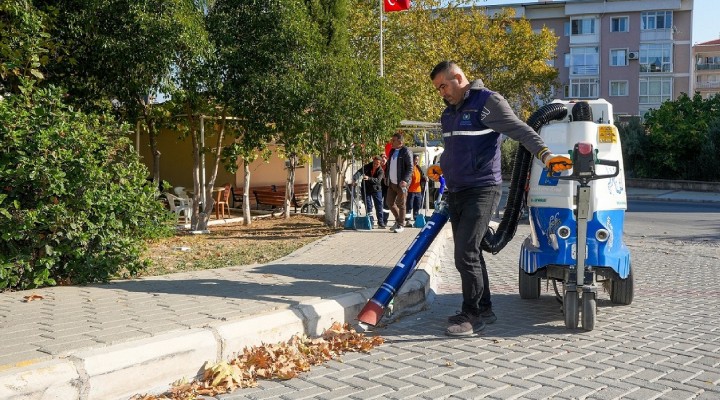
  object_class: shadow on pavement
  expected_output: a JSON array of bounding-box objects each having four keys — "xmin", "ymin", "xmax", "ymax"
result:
[{"xmin": 98, "ymin": 263, "xmax": 390, "ymax": 305}]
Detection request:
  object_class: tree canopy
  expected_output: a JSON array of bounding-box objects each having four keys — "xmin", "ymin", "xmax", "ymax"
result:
[{"xmin": 349, "ymin": 0, "xmax": 559, "ymax": 121}]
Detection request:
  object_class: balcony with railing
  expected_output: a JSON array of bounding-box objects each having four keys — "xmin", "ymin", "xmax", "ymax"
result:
[
  {"xmin": 696, "ymin": 64, "xmax": 720, "ymax": 71},
  {"xmin": 570, "ymin": 64, "xmax": 599, "ymax": 76},
  {"xmin": 640, "ymin": 63, "xmax": 672, "ymax": 73},
  {"xmin": 696, "ymin": 81, "xmax": 720, "ymax": 89},
  {"xmin": 640, "ymin": 29, "xmax": 673, "ymax": 42}
]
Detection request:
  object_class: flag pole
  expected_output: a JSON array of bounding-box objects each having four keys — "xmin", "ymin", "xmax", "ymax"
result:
[{"xmin": 380, "ymin": 0, "xmax": 384, "ymax": 77}]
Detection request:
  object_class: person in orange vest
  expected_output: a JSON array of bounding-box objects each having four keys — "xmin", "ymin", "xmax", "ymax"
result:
[{"xmin": 405, "ymin": 154, "xmax": 426, "ymax": 226}]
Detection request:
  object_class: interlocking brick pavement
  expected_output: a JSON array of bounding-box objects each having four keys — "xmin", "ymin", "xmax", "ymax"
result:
[
  {"xmin": 0, "ymin": 229, "xmax": 417, "ymax": 368},
  {"xmin": 219, "ymin": 224, "xmax": 720, "ymax": 400}
]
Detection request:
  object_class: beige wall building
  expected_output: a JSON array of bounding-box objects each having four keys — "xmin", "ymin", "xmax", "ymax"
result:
[
  {"xmin": 484, "ymin": 0, "xmax": 694, "ymax": 119},
  {"xmin": 692, "ymin": 38, "xmax": 720, "ymax": 99},
  {"xmin": 132, "ymin": 125, "xmax": 318, "ymax": 193}
]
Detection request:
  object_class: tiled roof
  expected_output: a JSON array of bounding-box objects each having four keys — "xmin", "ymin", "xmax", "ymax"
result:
[{"xmin": 696, "ymin": 38, "xmax": 720, "ymax": 46}]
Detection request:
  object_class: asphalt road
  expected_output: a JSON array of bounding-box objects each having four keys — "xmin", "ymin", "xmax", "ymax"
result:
[{"xmin": 625, "ymin": 200, "xmax": 720, "ymax": 244}]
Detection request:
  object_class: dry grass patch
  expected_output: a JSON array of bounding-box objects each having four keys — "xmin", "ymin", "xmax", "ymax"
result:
[{"xmin": 139, "ymin": 215, "xmax": 339, "ymax": 277}]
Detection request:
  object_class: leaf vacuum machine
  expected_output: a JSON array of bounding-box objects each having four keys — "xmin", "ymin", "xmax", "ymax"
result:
[
  {"xmin": 358, "ymin": 99, "xmax": 633, "ymax": 332},
  {"xmin": 520, "ymin": 99, "xmax": 633, "ymax": 331}
]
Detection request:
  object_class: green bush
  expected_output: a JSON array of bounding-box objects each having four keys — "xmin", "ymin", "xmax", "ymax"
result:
[
  {"xmin": 500, "ymin": 137, "xmax": 520, "ymax": 175},
  {"xmin": 0, "ymin": 87, "xmax": 174, "ymax": 290},
  {"xmin": 615, "ymin": 93, "xmax": 720, "ymax": 182},
  {"xmin": 616, "ymin": 117, "xmax": 647, "ymax": 178}
]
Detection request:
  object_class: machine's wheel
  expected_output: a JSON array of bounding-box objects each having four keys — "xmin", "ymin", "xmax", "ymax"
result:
[
  {"xmin": 610, "ymin": 270, "xmax": 634, "ymax": 305},
  {"xmin": 519, "ymin": 269, "xmax": 541, "ymax": 299},
  {"xmin": 581, "ymin": 292, "xmax": 596, "ymax": 331},
  {"xmin": 564, "ymin": 290, "xmax": 579, "ymax": 329}
]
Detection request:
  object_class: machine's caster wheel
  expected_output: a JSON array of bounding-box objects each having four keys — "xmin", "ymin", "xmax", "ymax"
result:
[
  {"xmin": 564, "ymin": 290, "xmax": 579, "ymax": 329},
  {"xmin": 518, "ymin": 268, "xmax": 541, "ymax": 299},
  {"xmin": 581, "ymin": 292, "xmax": 596, "ymax": 331},
  {"xmin": 301, "ymin": 204, "xmax": 318, "ymax": 214},
  {"xmin": 610, "ymin": 270, "xmax": 634, "ymax": 305}
]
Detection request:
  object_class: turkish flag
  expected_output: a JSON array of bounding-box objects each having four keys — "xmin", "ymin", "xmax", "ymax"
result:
[{"xmin": 384, "ymin": 0, "xmax": 410, "ymax": 12}]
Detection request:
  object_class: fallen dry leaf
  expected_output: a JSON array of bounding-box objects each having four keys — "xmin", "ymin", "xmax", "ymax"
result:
[
  {"xmin": 130, "ymin": 322, "xmax": 383, "ymax": 399},
  {"xmin": 22, "ymin": 294, "xmax": 44, "ymax": 302}
]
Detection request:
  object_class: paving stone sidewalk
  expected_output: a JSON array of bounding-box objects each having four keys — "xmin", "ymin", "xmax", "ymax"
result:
[
  {"xmin": 0, "ymin": 223, "xmax": 449, "ymax": 400},
  {"xmin": 1, "ymin": 186, "xmax": 717, "ymax": 400}
]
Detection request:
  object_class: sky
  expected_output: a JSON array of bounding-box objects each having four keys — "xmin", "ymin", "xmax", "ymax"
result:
[{"xmin": 479, "ymin": 0, "xmax": 718, "ymax": 44}]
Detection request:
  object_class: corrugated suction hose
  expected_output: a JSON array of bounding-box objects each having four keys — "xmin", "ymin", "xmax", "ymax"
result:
[
  {"xmin": 481, "ymin": 103, "xmax": 568, "ymax": 254},
  {"xmin": 571, "ymin": 101, "xmax": 593, "ymax": 122}
]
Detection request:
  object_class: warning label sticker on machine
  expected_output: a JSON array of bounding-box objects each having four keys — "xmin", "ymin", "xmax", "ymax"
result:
[{"xmin": 598, "ymin": 126, "xmax": 617, "ymax": 143}]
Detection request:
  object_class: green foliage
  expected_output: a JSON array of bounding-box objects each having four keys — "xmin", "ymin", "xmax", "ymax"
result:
[
  {"xmin": 305, "ymin": 0, "xmax": 403, "ymax": 226},
  {"xmin": 616, "ymin": 117, "xmax": 647, "ymax": 178},
  {"xmin": 500, "ymin": 138, "xmax": 519, "ymax": 174},
  {"xmin": 349, "ymin": 0, "xmax": 559, "ymax": 122},
  {"xmin": 616, "ymin": 93, "xmax": 720, "ymax": 181},
  {"xmin": 0, "ymin": 0, "xmax": 58, "ymax": 94},
  {"xmin": 641, "ymin": 92, "xmax": 720, "ymax": 181},
  {"xmin": 0, "ymin": 87, "xmax": 174, "ymax": 290}
]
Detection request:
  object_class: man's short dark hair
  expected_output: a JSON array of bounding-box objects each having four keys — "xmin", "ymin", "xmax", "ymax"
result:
[
  {"xmin": 430, "ymin": 60, "xmax": 456, "ymax": 80},
  {"xmin": 392, "ymin": 132, "xmax": 404, "ymax": 142}
]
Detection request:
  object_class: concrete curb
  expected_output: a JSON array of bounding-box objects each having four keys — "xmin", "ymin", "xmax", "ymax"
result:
[{"xmin": 0, "ymin": 226, "xmax": 451, "ymax": 400}]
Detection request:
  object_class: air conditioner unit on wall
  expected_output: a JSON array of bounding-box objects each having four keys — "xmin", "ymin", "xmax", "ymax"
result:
[{"xmin": 628, "ymin": 51, "xmax": 639, "ymax": 60}]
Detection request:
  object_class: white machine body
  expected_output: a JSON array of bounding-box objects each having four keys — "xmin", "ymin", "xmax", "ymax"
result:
[{"xmin": 520, "ymin": 99, "xmax": 631, "ymax": 278}]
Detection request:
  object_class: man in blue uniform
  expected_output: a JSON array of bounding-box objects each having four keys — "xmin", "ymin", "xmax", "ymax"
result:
[{"xmin": 430, "ymin": 61, "xmax": 572, "ymax": 336}]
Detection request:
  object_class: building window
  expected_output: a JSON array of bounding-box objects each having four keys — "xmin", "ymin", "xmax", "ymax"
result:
[
  {"xmin": 639, "ymin": 43, "xmax": 672, "ymax": 72},
  {"xmin": 571, "ymin": 18, "xmax": 596, "ymax": 35},
  {"xmin": 639, "ymin": 77, "xmax": 672, "ymax": 104},
  {"xmin": 564, "ymin": 22, "xmax": 570, "ymax": 36},
  {"xmin": 570, "ymin": 78, "xmax": 598, "ymax": 98},
  {"xmin": 610, "ymin": 49, "xmax": 628, "ymax": 66},
  {"xmin": 610, "ymin": 81, "xmax": 629, "ymax": 96},
  {"xmin": 564, "ymin": 53, "xmax": 570, "ymax": 68},
  {"xmin": 570, "ymin": 47, "xmax": 599, "ymax": 75},
  {"xmin": 641, "ymin": 11, "xmax": 673, "ymax": 30},
  {"xmin": 611, "ymin": 17, "xmax": 629, "ymax": 32}
]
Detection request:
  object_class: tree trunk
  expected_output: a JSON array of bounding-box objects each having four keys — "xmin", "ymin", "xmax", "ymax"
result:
[
  {"xmin": 284, "ymin": 154, "xmax": 297, "ymax": 219},
  {"xmin": 191, "ymin": 112, "xmax": 228, "ymax": 232},
  {"xmin": 242, "ymin": 161, "xmax": 252, "ymax": 226},
  {"xmin": 148, "ymin": 120, "xmax": 161, "ymax": 185},
  {"xmin": 188, "ymin": 112, "xmax": 206, "ymax": 231},
  {"xmin": 140, "ymin": 103, "xmax": 161, "ymax": 185}
]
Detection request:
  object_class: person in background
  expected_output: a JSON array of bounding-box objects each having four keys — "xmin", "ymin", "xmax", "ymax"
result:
[
  {"xmin": 405, "ymin": 154, "xmax": 426, "ymax": 226},
  {"xmin": 380, "ymin": 154, "xmax": 389, "ymax": 227},
  {"xmin": 359, "ymin": 155, "xmax": 385, "ymax": 228},
  {"xmin": 385, "ymin": 133, "xmax": 413, "ymax": 233},
  {"xmin": 429, "ymin": 60, "xmax": 573, "ymax": 336}
]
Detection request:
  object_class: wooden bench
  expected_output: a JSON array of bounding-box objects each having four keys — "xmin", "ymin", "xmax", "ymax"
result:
[
  {"xmin": 253, "ymin": 184, "xmax": 310, "ymax": 213},
  {"xmin": 230, "ymin": 186, "xmax": 244, "ymax": 208}
]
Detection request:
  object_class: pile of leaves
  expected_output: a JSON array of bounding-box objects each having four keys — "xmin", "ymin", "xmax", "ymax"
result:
[{"xmin": 130, "ymin": 322, "xmax": 384, "ymax": 399}]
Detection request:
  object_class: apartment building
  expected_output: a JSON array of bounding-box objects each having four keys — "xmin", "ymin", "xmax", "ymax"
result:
[
  {"xmin": 693, "ymin": 38, "xmax": 720, "ymax": 99},
  {"xmin": 483, "ymin": 0, "xmax": 694, "ymax": 120}
]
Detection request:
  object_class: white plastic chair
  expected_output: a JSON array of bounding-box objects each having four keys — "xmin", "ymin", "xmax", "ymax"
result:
[
  {"xmin": 174, "ymin": 187, "xmax": 188, "ymax": 197},
  {"xmin": 164, "ymin": 193, "xmax": 193, "ymax": 223}
]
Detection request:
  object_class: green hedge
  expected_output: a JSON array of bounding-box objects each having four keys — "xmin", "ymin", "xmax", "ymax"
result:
[
  {"xmin": 619, "ymin": 93, "xmax": 720, "ymax": 181},
  {"xmin": 0, "ymin": 87, "xmax": 174, "ymax": 290}
]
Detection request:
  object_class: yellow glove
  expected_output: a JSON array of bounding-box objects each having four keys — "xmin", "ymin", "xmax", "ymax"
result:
[
  {"xmin": 545, "ymin": 154, "xmax": 573, "ymax": 173},
  {"xmin": 427, "ymin": 164, "xmax": 443, "ymax": 181}
]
